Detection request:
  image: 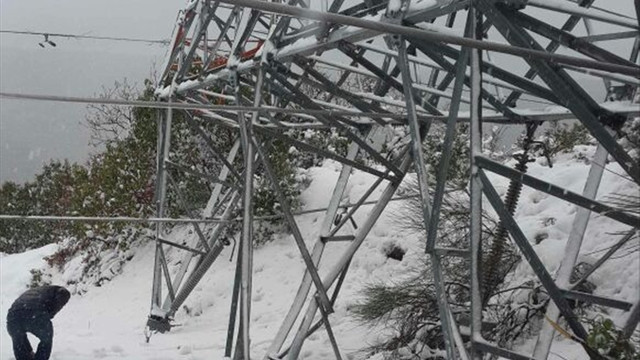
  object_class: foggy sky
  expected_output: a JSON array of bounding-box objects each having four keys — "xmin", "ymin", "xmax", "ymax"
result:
[
  {"xmin": 0, "ymin": 0, "xmax": 182, "ymax": 183},
  {"xmin": 0, "ymin": 0, "xmax": 636, "ymax": 183}
]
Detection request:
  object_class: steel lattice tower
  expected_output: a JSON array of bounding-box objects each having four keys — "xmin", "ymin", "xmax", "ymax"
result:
[{"xmin": 145, "ymin": 1, "xmax": 640, "ymax": 359}]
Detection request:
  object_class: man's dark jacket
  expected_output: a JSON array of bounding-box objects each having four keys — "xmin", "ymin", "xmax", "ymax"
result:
[{"xmin": 7, "ymin": 285, "xmax": 70, "ymax": 321}]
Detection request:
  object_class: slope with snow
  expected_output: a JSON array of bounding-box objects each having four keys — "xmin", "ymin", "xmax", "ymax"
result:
[{"xmin": 1, "ymin": 148, "xmax": 638, "ymax": 359}]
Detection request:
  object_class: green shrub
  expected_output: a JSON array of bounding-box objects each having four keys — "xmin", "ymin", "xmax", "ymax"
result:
[
  {"xmin": 542, "ymin": 121, "xmax": 591, "ymax": 157},
  {"xmin": 27, "ymin": 268, "xmax": 51, "ymax": 289},
  {"xmin": 586, "ymin": 317, "xmax": 639, "ymax": 360}
]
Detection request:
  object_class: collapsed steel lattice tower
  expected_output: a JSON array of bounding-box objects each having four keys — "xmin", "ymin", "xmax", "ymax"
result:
[{"xmin": 147, "ymin": 0, "xmax": 640, "ymax": 359}]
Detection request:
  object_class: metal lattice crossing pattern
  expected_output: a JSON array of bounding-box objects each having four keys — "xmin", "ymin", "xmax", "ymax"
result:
[{"xmin": 146, "ymin": 1, "xmax": 640, "ymax": 359}]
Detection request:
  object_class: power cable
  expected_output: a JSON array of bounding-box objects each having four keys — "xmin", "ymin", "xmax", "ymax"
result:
[{"xmin": 0, "ymin": 30, "xmax": 170, "ymax": 46}]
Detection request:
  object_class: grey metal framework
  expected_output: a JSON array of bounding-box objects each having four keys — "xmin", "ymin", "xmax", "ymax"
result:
[{"xmin": 141, "ymin": 0, "xmax": 640, "ymax": 359}]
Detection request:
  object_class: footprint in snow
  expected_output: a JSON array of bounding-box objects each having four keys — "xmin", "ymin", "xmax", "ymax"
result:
[{"xmin": 178, "ymin": 345, "xmax": 192, "ymax": 355}]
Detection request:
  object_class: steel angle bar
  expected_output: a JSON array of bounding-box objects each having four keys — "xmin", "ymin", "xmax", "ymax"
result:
[
  {"xmin": 158, "ymin": 246, "xmax": 176, "ymax": 304},
  {"xmin": 183, "ymin": 114, "xmax": 243, "ymax": 181},
  {"xmin": 152, "ymin": 104, "xmax": 173, "ymax": 313},
  {"xmin": 475, "ymin": 156, "xmax": 640, "ymax": 228},
  {"xmin": 274, "ymin": 259, "xmax": 353, "ymax": 360},
  {"xmin": 269, "ymin": 0, "xmax": 298, "ymax": 47},
  {"xmin": 426, "ymin": 11, "xmax": 473, "ymax": 253},
  {"xmin": 580, "ymin": 31, "xmax": 639, "ymax": 43},
  {"xmin": 210, "ymin": 188, "xmax": 235, "ymax": 219},
  {"xmin": 159, "ymin": 10, "xmax": 198, "ymax": 85},
  {"xmin": 412, "ymin": 43, "xmax": 531, "ymax": 119},
  {"xmin": 324, "ymin": 50, "xmax": 366, "ymax": 104},
  {"xmin": 162, "ymin": 197, "xmax": 233, "ymax": 312},
  {"xmin": 478, "ymin": 169, "xmax": 599, "ymax": 357},
  {"xmin": 212, "ymin": 0, "xmax": 639, "ymax": 76},
  {"xmin": 425, "ymin": 10, "xmax": 457, "ymax": 103},
  {"xmin": 511, "ymin": 10, "xmax": 634, "ymax": 67},
  {"xmin": 156, "ymin": 237, "xmax": 207, "ymax": 256},
  {"xmin": 525, "ymin": 0, "xmax": 639, "ymax": 29},
  {"xmin": 416, "ymin": 43, "xmax": 526, "ymax": 117},
  {"xmin": 428, "ymin": 69, "xmax": 456, "ymax": 107},
  {"xmin": 317, "ymin": 0, "xmax": 346, "ymax": 35},
  {"xmin": 498, "ymin": 0, "xmax": 591, "ymax": 108},
  {"xmin": 163, "ymin": 142, "xmax": 241, "ymax": 312},
  {"xmin": 213, "ymin": 10, "xmax": 240, "ymax": 48},
  {"xmin": 623, "ymin": 301, "xmax": 640, "ymax": 339},
  {"xmin": 434, "ymin": 247, "xmax": 470, "ymax": 258},
  {"xmin": 293, "ymin": 0, "xmax": 464, "ymax": 47},
  {"xmin": 321, "ymin": 235, "xmax": 355, "ymax": 242},
  {"xmin": 8, "ymin": 92, "xmax": 638, "ymax": 124},
  {"xmin": 559, "ymin": 290, "xmax": 633, "ymax": 311},
  {"xmin": 397, "ymin": 35, "xmax": 436, "ymax": 254},
  {"xmin": 265, "ymin": 141, "xmax": 361, "ymax": 359},
  {"xmin": 252, "ymin": 137, "xmax": 334, "ymax": 314},
  {"xmin": 397, "ymin": 36, "xmax": 434, "ymax": 224},
  {"xmin": 285, "ymin": 154, "xmax": 413, "ymax": 360},
  {"xmin": 563, "ymin": 65, "xmax": 640, "ymax": 87},
  {"xmin": 0, "ymin": 91, "xmax": 427, "ymax": 120},
  {"xmin": 233, "ymin": 68, "xmax": 257, "ymax": 360},
  {"xmin": 293, "ymin": 58, "xmax": 390, "ymax": 126},
  {"xmin": 431, "ymin": 253, "xmax": 455, "ymax": 359},
  {"xmin": 534, "ymin": 143, "xmax": 607, "ymax": 359},
  {"xmin": 176, "ymin": 4, "xmax": 217, "ymax": 80},
  {"xmin": 438, "ymin": 0, "xmax": 592, "ymax": 108},
  {"xmin": 315, "ymin": 296, "xmax": 344, "ymax": 360},
  {"xmin": 259, "ymin": 127, "xmax": 394, "ymax": 181},
  {"xmin": 166, "ymin": 172, "xmax": 212, "ymax": 252},
  {"xmin": 233, "ymin": 38, "xmax": 275, "ymax": 352},
  {"xmin": 165, "ymin": 159, "xmax": 239, "ymax": 189},
  {"xmin": 423, "ymin": 12, "xmax": 460, "ymax": 108},
  {"xmin": 474, "ymin": 341, "xmax": 535, "ymax": 360},
  {"xmin": 354, "ymin": 42, "xmax": 540, "ymax": 99},
  {"xmin": 252, "ymin": 192, "xmax": 422, "ymax": 221},
  {"xmin": 571, "ymin": 229, "xmax": 637, "ymax": 291},
  {"xmin": 230, "ymin": 9, "xmax": 262, "ymax": 58},
  {"xmin": 264, "ymin": 70, "xmax": 403, "ymax": 178},
  {"xmin": 163, "ymin": 0, "xmax": 637, "ymax": 96},
  {"xmin": 200, "ymin": 0, "xmax": 212, "ymax": 72},
  {"xmin": 206, "ymin": 138, "xmax": 241, "ymax": 217},
  {"xmin": 328, "ymin": 174, "xmax": 388, "ymax": 238},
  {"xmin": 226, "ymin": 236, "xmax": 243, "ymax": 357},
  {"xmin": 447, "ymin": 304, "xmax": 470, "ymax": 360},
  {"xmin": 339, "ymin": 42, "xmax": 443, "ymax": 116},
  {"xmin": 204, "ymin": 10, "xmax": 241, "ymax": 75},
  {"xmin": 468, "ymin": 8, "xmax": 483, "ymax": 357},
  {"xmin": 166, "ymin": 192, "xmax": 241, "ymax": 317},
  {"xmin": 477, "ymin": 0, "xmax": 640, "ymax": 184}
]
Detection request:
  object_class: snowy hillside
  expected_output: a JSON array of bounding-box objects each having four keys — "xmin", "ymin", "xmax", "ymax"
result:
[{"xmin": 1, "ymin": 149, "xmax": 638, "ymax": 359}]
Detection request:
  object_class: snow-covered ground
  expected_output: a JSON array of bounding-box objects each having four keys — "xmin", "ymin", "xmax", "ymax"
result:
[{"xmin": 1, "ymin": 149, "xmax": 638, "ymax": 359}]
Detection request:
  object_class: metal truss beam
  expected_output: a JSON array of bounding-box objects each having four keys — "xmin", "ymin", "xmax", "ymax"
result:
[
  {"xmin": 478, "ymin": 169, "xmax": 599, "ymax": 358},
  {"xmin": 476, "ymin": 156, "xmax": 639, "ymax": 228},
  {"xmin": 477, "ymin": 0, "xmax": 640, "ymax": 184},
  {"xmin": 211, "ymin": 0, "xmax": 639, "ymax": 75},
  {"xmin": 33, "ymin": 1, "xmax": 632, "ymax": 359}
]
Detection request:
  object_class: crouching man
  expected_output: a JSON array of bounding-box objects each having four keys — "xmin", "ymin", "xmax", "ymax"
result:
[{"xmin": 6, "ymin": 285, "xmax": 70, "ymax": 360}]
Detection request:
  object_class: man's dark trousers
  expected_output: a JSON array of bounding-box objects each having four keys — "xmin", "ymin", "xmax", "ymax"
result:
[{"xmin": 7, "ymin": 311, "xmax": 53, "ymax": 360}]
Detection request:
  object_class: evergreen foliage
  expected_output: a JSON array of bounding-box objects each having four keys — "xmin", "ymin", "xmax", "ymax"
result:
[
  {"xmin": 586, "ymin": 317, "xmax": 639, "ymax": 360},
  {"xmin": 0, "ymin": 78, "xmax": 305, "ymax": 256}
]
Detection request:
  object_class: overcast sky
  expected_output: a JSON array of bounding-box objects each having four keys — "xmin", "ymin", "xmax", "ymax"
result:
[
  {"xmin": 0, "ymin": 1, "xmax": 636, "ymax": 183},
  {"xmin": 0, "ymin": 0, "xmax": 183, "ymax": 183}
]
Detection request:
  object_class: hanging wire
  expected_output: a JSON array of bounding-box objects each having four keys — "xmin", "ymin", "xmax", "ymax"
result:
[
  {"xmin": 0, "ymin": 30, "xmax": 170, "ymax": 45},
  {"xmin": 588, "ymin": 160, "xmax": 637, "ymax": 184}
]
